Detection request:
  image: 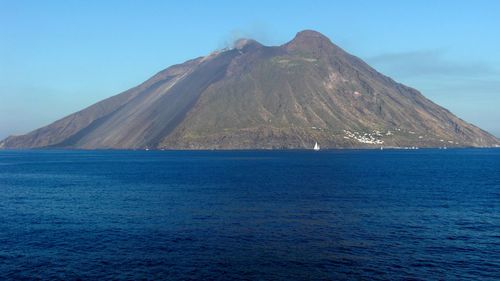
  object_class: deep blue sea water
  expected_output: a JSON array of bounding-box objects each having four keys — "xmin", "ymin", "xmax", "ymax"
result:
[{"xmin": 0, "ymin": 149, "xmax": 499, "ymax": 280}]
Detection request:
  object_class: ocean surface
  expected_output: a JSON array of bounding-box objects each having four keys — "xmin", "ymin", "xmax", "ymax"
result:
[{"xmin": 0, "ymin": 149, "xmax": 499, "ymax": 280}]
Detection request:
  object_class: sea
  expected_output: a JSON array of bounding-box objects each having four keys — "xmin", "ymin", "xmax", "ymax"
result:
[{"xmin": 0, "ymin": 149, "xmax": 499, "ymax": 280}]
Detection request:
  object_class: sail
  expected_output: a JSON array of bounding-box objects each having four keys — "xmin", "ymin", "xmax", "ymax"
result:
[{"xmin": 314, "ymin": 142, "xmax": 320, "ymax": 151}]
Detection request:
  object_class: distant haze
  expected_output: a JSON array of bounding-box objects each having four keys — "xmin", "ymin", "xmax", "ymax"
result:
[{"xmin": 1, "ymin": 1, "xmax": 499, "ymax": 139}]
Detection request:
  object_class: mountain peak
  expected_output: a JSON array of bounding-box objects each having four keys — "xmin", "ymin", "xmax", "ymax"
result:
[
  {"xmin": 294, "ymin": 30, "xmax": 330, "ymax": 40},
  {"xmin": 233, "ymin": 38, "xmax": 262, "ymax": 52},
  {"xmin": 284, "ymin": 29, "xmax": 336, "ymax": 55}
]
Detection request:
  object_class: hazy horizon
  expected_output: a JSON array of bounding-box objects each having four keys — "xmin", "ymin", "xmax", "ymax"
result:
[{"xmin": 1, "ymin": 0, "xmax": 499, "ymax": 139}]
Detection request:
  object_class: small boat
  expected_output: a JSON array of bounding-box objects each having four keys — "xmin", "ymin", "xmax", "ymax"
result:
[{"xmin": 313, "ymin": 142, "xmax": 320, "ymax": 151}]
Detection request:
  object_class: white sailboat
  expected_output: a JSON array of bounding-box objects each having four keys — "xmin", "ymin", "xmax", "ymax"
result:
[{"xmin": 313, "ymin": 142, "xmax": 320, "ymax": 151}]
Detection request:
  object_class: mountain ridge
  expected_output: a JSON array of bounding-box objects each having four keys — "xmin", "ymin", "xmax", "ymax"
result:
[{"xmin": 1, "ymin": 30, "xmax": 498, "ymax": 149}]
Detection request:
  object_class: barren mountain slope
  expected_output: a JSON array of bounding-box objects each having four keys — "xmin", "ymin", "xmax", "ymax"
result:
[{"xmin": 1, "ymin": 30, "xmax": 498, "ymax": 149}]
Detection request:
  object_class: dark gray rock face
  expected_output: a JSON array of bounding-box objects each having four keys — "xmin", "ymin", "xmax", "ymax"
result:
[{"xmin": 1, "ymin": 30, "xmax": 498, "ymax": 149}]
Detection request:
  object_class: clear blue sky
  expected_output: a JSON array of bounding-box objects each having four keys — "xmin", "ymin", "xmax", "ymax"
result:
[{"xmin": 1, "ymin": 0, "xmax": 499, "ymax": 139}]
